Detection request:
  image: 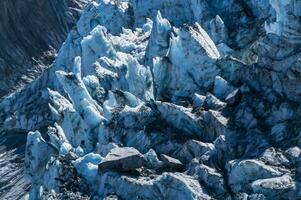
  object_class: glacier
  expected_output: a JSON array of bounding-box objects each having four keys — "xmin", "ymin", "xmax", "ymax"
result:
[{"xmin": 1, "ymin": 0, "xmax": 301, "ymax": 199}]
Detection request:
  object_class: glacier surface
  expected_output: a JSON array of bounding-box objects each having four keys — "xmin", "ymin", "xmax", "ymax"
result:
[{"xmin": 1, "ymin": 0, "xmax": 301, "ymax": 199}]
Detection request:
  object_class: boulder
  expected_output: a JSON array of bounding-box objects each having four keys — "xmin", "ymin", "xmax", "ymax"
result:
[
  {"xmin": 161, "ymin": 154, "xmax": 184, "ymax": 170},
  {"xmin": 99, "ymin": 147, "xmax": 145, "ymax": 172}
]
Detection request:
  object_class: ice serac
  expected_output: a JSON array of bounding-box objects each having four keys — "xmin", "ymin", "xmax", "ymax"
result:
[
  {"xmin": 1, "ymin": 0, "xmax": 301, "ymax": 199},
  {"xmin": 96, "ymin": 172, "xmax": 212, "ymax": 200},
  {"xmin": 265, "ymin": 0, "xmax": 301, "ymax": 44},
  {"xmin": 146, "ymin": 11, "xmax": 171, "ymax": 66},
  {"xmin": 167, "ymin": 23, "xmax": 220, "ymax": 100},
  {"xmin": 55, "ymin": 57, "xmax": 105, "ymax": 128}
]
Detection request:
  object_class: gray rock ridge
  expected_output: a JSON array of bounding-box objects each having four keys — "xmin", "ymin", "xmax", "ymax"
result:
[
  {"xmin": 0, "ymin": 0, "xmax": 90, "ymax": 98},
  {"xmin": 0, "ymin": 130, "xmax": 30, "ymax": 200},
  {"xmin": 0, "ymin": 1, "xmax": 89, "ymax": 198},
  {"xmin": 1, "ymin": 0, "xmax": 301, "ymax": 199}
]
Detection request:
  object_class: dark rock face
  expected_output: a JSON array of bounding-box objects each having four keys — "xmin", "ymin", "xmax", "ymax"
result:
[
  {"xmin": 0, "ymin": 0, "xmax": 89, "ymax": 98},
  {"xmin": 0, "ymin": 131, "xmax": 29, "ymax": 200},
  {"xmin": 161, "ymin": 154, "xmax": 184, "ymax": 170},
  {"xmin": 99, "ymin": 147, "xmax": 145, "ymax": 172},
  {"xmin": 0, "ymin": 1, "xmax": 88, "ymax": 198}
]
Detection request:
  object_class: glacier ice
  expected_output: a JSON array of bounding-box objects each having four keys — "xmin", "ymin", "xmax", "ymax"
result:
[{"xmin": 1, "ymin": 0, "xmax": 301, "ymax": 199}]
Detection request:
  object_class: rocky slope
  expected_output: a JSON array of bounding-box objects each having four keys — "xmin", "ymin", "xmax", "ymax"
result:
[
  {"xmin": 0, "ymin": 1, "xmax": 89, "ymax": 199},
  {"xmin": 0, "ymin": 0, "xmax": 89, "ymax": 98},
  {"xmin": 1, "ymin": 0, "xmax": 301, "ymax": 199}
]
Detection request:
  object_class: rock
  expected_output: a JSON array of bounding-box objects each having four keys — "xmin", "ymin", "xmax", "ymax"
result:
[
  {"xmin": 99, "ymin": 147, "xmax": 145, "ymax": 172},
  {"xmin": 161, "ymin": 154, "xmax": 184, "ymax": 170},
  {"xmin": 0, "ymin": 0, "xmax": 89, "ymax": 98}
]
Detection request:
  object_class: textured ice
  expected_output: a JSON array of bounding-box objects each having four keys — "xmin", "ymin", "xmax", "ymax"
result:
[
  {"xmin": 73, "ymin": 153, "xmax": 103, "ymax": 181},
  {"xmin": 1, "ymin": 0, "xmax": 301, "ymax": 199}
]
